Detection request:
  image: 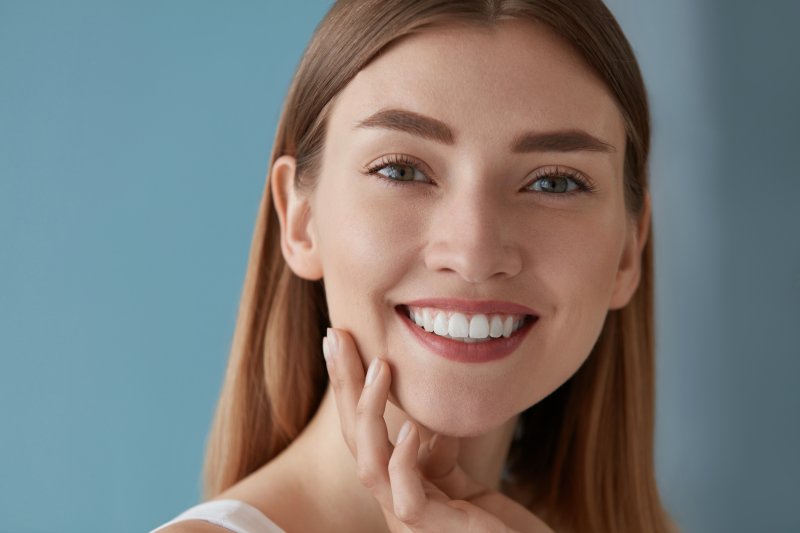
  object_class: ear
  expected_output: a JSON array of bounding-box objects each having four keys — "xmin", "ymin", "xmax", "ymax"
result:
[
  {"xmin": 608, "ymin": 191, "xmax": 651, "ymax": 310},
  {"xmin": 270, "ymin": 154, "xmax": 323, "ymax": 280}
]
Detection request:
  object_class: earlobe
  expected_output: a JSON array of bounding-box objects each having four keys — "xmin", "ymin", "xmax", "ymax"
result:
[
  {"xmin": 608, "ymin": 191, "xmax": 651, "ymax": 310},
  {"xmin": 270, "ymin": 154, "xmax": 323, "ymax": 281}
]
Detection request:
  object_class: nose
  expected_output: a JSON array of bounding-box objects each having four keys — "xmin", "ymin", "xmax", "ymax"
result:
[{"xmin": 423, "ymin": 183, "xmax": 523, "ymax": 283}]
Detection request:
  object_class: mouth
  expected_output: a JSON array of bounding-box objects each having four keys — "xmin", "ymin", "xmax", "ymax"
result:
[{"xmin": 394, "ymin": 304, "xmax": 538, "ymax": 363}]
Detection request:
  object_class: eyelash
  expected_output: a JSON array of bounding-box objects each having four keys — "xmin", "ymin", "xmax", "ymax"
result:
[{"xmin": 362, "ymin": 153, "xmax": 597, "ymax": 198}]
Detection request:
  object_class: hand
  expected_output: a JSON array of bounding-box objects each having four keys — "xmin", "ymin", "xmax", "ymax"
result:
[{"xmin": 322, "ymin": 327, "xmax": 554, "ymax": 533}]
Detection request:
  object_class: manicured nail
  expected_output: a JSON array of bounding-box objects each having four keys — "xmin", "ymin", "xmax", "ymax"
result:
[
  {"xmin": 326, "ymin": 328, "xmax": 339, "ymax": 354},
  {"xmin": 428, "ymin": 433, "xmax": 439, "ymax": 452},
  {"xmin": 397, "ymin": 421, "xmax": 412, "ymax": 445},
  {"xmin": 365, "ymin": 358, "xmax": 381, "ymax": 386},
  {"xmin": 322, "ymin": 337, "xmax": 330, "ymax": 363}
]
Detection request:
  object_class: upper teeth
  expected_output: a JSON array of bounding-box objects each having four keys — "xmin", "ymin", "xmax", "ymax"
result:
[{"xmin": 406, "ymin": 306, "xmax": 527, "ymax": 341}]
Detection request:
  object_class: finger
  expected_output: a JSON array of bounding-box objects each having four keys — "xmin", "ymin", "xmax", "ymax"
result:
[
  {"xmin": 355, "ymin": 357, "xmax": 395, "ymax": 508},
  {"xmin": 417, "ymin": 434, "xmax": 484, "ymax": 500},
  {"xmin": 417, "ymin": 433, "xmax": 458, "ymax": 478},
  {"xmin": 324, "ymin": 328, "xmax": 367, "ymax": 454},
  {"xmin": 389, "ymin": 421, "xmax": 473, "ymax": 531},
  {"xmin": 388, "ymin": 421, "xmax": 427, "ymax": 525}
]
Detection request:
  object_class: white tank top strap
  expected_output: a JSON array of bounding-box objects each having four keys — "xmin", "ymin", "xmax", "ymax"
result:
[{"xmin": 149, "ymin": 498, "xmax": 286, "ymax": 533}]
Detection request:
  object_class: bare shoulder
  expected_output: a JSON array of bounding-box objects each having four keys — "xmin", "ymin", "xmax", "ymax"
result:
[
  {"xmin": 152, "ymin": 520, "xmax": 232, "ymax": 532},
  {"xmin": 220, "ymin": 473, "xmax": 312, "ymax": 530}
]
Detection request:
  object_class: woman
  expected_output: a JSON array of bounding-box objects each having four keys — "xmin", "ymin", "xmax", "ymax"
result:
[{"xmin": 151, "ymin": 0, "xmax": 677, "ymax": 531}]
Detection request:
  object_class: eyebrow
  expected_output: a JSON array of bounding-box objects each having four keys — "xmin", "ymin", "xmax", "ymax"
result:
[{"xmin": 354, "ymin": 107, "xmax": 616, "ymax": 153}]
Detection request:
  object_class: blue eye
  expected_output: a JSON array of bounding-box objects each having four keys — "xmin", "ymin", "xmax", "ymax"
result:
[
  {"xmin": 376, "ymin": 163, "xmax": 426, "ymax": 183},
  {"xmin": 528, "ymin": 175, "xmax": 580, "ymax": 193},
  {"xmin": 364, "ymin": 155, "xmax": 596, "ymax": 198},
  {"xmin": 364, "ymin": 154, "xmax": 432, "ymax": 187},
  {"xmin": 524, "ymin": 167, "xmax": 595, "ymax": 198}
]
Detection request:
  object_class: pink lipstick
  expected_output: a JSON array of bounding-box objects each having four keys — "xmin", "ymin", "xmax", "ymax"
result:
[{"xmin": 396, "ymin": 305, "xmax": 537, "ymax": 363}]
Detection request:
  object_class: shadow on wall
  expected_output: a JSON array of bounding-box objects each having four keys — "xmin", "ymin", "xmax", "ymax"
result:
[{"xmin": 607, "ymin": 0, "xmax": 800, "ymax": 531}]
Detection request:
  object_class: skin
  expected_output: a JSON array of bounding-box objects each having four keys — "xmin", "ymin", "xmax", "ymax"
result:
[{"xmin": 167, "ymin": 17, "xmax": 650, "ymax": 533}]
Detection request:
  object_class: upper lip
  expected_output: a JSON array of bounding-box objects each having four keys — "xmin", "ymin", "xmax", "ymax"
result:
[{"xmin": 399, "ymin": 298, "xmax": 539, "ymax": 317}]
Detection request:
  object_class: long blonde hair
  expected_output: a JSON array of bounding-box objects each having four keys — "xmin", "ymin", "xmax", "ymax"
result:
[{"xmin": 202, "ymin": 1, "xmax": 675, "ymax": 531}]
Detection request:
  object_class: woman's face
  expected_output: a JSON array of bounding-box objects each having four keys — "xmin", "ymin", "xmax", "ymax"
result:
[{"xmin": 276, "ymin": 19, "xmax": 647, "ymax": 437}]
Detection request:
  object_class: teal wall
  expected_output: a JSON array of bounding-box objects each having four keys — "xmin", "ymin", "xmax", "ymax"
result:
[
  {"xmin": 0, "ymin": 2, "xmax": 335, "ymax": 531},
  {"xmin": 606, "ymin": 1, "xmax": 800, "ymax": 530},
  {"xmin": 2, "ymin": 1, "xmax": 798, "ymax": 532}
]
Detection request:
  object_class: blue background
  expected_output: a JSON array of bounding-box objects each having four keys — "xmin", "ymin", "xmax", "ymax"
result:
[{"xmin": 1, "ymin": 1, "xmax": 798, "ymax": 532}]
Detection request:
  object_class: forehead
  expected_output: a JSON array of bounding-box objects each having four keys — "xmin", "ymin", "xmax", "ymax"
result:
[{"xmin": 327, "ymin": 18, "xmax": 625, "ymax": 154}]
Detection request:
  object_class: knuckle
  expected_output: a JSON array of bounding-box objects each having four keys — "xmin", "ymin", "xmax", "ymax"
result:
[
  {"xmin": 387, "ymin": 456, "xmax": 406, "ymax": 476},
  {"xmin": 356, "ymin": 461, "xmax": 380, "ymax": 489},
  {"xmin": 332, "ymin": 372, "xmax": 347, "ymax": 390},
  {"xmin": 394, "ymin": 501, "xmax": 425, "ymax": 526}
]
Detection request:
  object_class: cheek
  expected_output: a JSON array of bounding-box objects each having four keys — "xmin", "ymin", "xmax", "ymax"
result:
[
  {"xmin": 316, "ymin": 187, "xmax": 421, "ymax": 362},
  {"xmin": 523, "ymin": 211, "xmax": 624, "ymax": 397},
  {"xmin": 323, "ymin": 187, "xmax": 422, "ymax": 286},
  {"xmin": 324, "ymin": 177, "xmax": 423, "ymax": 260},
  {"xmin": 542, "ymin": 215, "xmax": 623, "ymax": 310}
]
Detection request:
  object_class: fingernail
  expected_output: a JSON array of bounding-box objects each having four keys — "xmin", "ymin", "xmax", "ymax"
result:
[
  {"xmin": 326, "ymin": 328, "xmax": 339, "ymax": 354},
  {"xmin": 322, "ymin": 337, "xmax": 331, "ymax": 363},
  {"xmin": 397, "ymin": 421, "xmax": 412, "ymax": 445},
  {"xmin": 365, "ymin": 358, "xmax": 381, "ymax": 386},
  {"xmin": 427, "ymin": 433, "xmax": 439, "ymax": 452}
]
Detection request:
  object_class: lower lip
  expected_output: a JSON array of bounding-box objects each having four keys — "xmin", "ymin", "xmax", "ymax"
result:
[{"xmin": 396, "ymin": 306, "xmax": 537, "ymax": 363}]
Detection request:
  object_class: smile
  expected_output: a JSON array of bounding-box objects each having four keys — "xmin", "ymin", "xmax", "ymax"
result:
[
  {"xmin": 396, "ymin": 305, "xmax": 537, "ymax": 363},
  {"xmin": 404, "ymin": 305, "xmax": 529, "ymax": 342}
]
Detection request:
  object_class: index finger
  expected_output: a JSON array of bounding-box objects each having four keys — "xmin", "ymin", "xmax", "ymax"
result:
[{"xmin": 324, "ymin": 327, "xmax": 370, "ymax": 454}]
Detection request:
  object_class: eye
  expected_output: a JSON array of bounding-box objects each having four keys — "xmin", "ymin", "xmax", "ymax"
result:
[
  {"xmin": 377, "ymin": 163, "xmax": 425, "ymax": 183},
  {"xmin": 524, "ymin": 167, "xmax": 595, "ymax": 198},
  {"xmin": 363, "ymin": 154, "xmax": 432, "ymax": 187},
  {"xmin": 529, "ymin": 175, "xmax": 579, "ymax": 193}
]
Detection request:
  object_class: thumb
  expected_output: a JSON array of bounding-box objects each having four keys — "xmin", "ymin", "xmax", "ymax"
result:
[{"xmin": 417, "ymin": 434, "xmax": 484, "ymax": 500}]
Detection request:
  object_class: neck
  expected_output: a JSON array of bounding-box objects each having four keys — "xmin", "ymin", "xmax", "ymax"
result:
[{"xmin": 289, "ymin": 383, "xmax": 519, "ymax": 528}]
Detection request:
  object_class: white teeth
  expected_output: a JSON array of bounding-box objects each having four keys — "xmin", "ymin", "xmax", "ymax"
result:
[
  {"xmin": 503, "ymin": 316, "xmax": 514, "ymax": 337},
  {"xmin": 468, "ymin": 314, "xmax": 490, "ymax": 339},
  {"xmin": 406, "ymin": 306, "xmax": 528, "ymax": 343},
  {"xmin": 448, "ymin": 313, "xmax": 470, "ymax": 338},
  {"xmin": 489, "ymin": 315, "xmax": 504, "ymax": 338},
  {"xmin": 433, "ymin": 313, "xmax": 449, "ymax": 335},
  {"xmin": 422, "ymin": 308, "xmax": 434, "ymax": 332}
]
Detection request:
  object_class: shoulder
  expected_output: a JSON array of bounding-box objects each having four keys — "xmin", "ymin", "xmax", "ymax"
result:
[
  {"xmin": 217, "ymin": 459, "xmax": 320, "ymax": 530},
  {"xmin": 149, "ymin": 497, "xmax": 287, "ymax": 533},
  {"xmin": 151, "ymin": 520, "xmax": 232, "ymax": 532}
]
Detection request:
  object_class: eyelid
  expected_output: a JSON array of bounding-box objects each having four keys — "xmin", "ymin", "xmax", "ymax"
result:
[
  {"xmin": 362, "ymin": 153, "xmax": 437, "ymax": 183},
  {"xmin": 526, "ymin": 165, "xmax": 597, "ymax": 194},
  {"xmin": 363, "ymin": 154, "xmax": 597, "ymax": 196}
]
